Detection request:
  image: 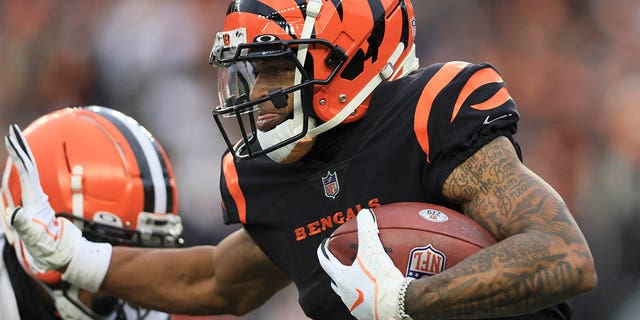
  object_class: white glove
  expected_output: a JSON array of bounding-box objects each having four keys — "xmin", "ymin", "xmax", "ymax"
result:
[
  {"xmin": 5, "ymin": 124, "xmax": 82, "ymax": 271},
  {"xmin": 317, "ymin": 208, "xmax": 414, "ymax": 320},
  {"xmin": 5, "ymin": 124, "xmax": 111, "ymax": 292},
  {"xmin": 11, "ymin": 234, "xmax": 62, "ymax": 282}
]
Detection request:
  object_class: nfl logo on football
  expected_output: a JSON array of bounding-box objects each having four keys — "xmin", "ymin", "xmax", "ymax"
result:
[{"xmin": 406, "ymin": 244, "xmax": 446, "ymax": 279}]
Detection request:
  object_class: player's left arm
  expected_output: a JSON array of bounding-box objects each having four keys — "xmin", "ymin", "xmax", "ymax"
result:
[{"xmin": 405, "ymin": 136, "xmax": 597, "ymax": 319}]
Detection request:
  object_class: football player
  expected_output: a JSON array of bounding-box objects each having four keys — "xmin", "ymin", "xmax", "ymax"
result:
[
  {"xmin": 0, "ymin": 106, "xmax": 182, "ymax": 320},
  {"xmin": 4, "ymin": 1, "xmax": 596, "ymax": 320}
]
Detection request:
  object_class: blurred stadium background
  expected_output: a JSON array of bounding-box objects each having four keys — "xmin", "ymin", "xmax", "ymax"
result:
[{"xmin": 1, "ymin": 0, "xmax": 638, "ymax": 319}]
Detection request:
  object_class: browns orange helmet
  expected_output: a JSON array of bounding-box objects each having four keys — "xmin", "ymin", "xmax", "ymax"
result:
[
  {"xmin": 0, "ymin": 106, "xmax": 182, "ymax": 287},
  {"xmin": 210, "ymin": 0, "xmax": 419, "ymax": 161}
]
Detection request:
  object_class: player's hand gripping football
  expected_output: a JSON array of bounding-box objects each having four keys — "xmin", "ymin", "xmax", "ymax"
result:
[
  {"xmin": 317, "ymin": 208, "xmax": 414, "ymax": 320},
  {"xmin": 5, "ymin": 124, "xmax": 111, "ymax": 292}
]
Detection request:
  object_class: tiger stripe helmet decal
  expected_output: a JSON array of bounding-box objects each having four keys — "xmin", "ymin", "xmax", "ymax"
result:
[{"xmin": 211, "ymin": 0, "xmax": 420, "ymax": 161}]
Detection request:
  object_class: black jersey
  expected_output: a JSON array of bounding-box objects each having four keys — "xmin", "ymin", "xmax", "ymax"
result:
[{"xmin": 220, "ymin": 62, "xmax": 571, "ymax": 320}]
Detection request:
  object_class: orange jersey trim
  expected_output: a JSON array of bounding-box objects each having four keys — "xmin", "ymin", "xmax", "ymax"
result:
[
  {"xmin": 222, "ymin": 153, "xmax": 247, "ymax": 224},
  {"xmin": 414, "ymin": 61, "xmax": 469, "ymax": 162},
  {"xmin": 451, "ymin": 67, "xmax": 507, "ymax": 122}
]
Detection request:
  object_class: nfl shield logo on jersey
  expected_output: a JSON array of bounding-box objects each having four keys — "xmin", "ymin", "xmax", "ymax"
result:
[
  {"xmin": 321, "ymin": 171, "xmax": 340, "ymax": 199},
  {"xmin": 406, "ymin": 244, "xmax": 446, "ymax": 279}
]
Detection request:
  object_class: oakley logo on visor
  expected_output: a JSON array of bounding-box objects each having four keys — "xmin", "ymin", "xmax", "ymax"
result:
[{"xmin": 254, "ymin": 34, "xmax": 280, "ymax": 42}]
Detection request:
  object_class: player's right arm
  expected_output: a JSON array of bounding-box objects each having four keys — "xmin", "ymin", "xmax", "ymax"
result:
[
  {"xmin": 4, "ymin": 124, "xmax": 291, "ymax": 316},
  {"xmin": 405, "ymin": 136, "xmax": 596, "ymax": 319},
  {"xmin": 402, "ymin": 62, "xmax": 596, "ymax": 318},
  {"xmin": 102, "ymin": 227, "xmax": 291, "ymax": 315}
]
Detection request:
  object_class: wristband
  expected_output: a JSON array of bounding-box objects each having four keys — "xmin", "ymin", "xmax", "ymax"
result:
[
  {"xmin": 61, "ymin": 238, "xmax": 112, "ymax": 292},
  {"xmin": 398, "ymin": 277, "xmax": 415, "ymax": 320}
]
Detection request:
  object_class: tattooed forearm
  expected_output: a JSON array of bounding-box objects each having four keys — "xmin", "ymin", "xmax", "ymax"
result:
[
  {"xmin": 407, "ymin": 137, "xmax": 597, "ymax": 319},
  {"xmin": 406, "ymin": 234, "xmax": 585, "ymax": 319}
]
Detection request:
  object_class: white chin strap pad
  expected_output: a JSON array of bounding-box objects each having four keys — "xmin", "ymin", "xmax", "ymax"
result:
[
  {"xmin": 257, "ymin": 0, "xmax": 321, "ymax": 163},
  {"xmin": 256, "ymin": 117, "xmax": 316, "ymax": 163}
]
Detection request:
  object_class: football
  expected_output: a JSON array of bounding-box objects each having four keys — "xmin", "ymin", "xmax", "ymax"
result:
[{"xmin": 327, "ymin": 202, "xmax": 497, "ymax": 278}]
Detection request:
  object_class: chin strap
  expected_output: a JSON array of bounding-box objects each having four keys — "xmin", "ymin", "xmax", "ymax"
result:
[
  {"xmin": 309, "ymin": 42, "xmax": 418, "ymax": 137},
  {"xmin": 257, "ymin": 0, "xmax": 322, "ymax": 163},
  {"xmin": 391, "ymin": 43, "xmax": 420, "ymax": 80},
  {"xmin": 291, "ymin": 0, "xmax": 322, "ymax": 130}
]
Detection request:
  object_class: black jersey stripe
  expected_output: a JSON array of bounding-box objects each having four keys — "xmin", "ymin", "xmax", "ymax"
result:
[{"xmin": 86, "ymin": 107, "xmax": 167, "ymax": 213}]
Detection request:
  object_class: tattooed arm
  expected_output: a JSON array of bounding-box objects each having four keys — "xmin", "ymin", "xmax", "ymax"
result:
[{"xmin": 405, "ymin": 136, "xmax": 597, "ymax": 319}]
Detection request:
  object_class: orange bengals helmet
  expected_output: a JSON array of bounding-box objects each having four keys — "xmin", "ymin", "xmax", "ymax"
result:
[
  {"xmin": 0, "ymin": 106, "xmax": 182, "ymax": 285},
  {"xmin": 210, "ymin": 0, "xmax": 420, "ymax": 161}
]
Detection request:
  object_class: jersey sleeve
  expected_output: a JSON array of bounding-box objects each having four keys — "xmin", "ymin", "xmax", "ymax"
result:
[{"xmin": 413, "ymin": 61, "xmax": 521, "ymax": 204}]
